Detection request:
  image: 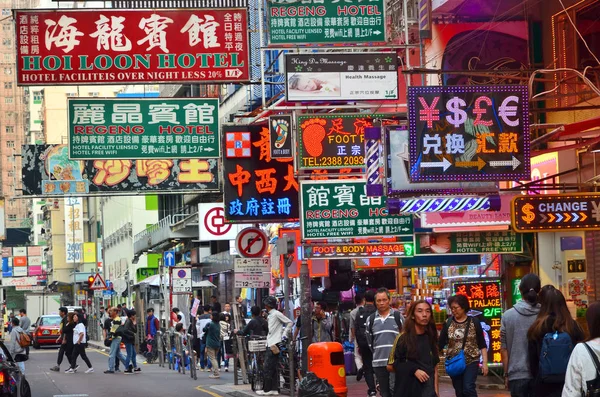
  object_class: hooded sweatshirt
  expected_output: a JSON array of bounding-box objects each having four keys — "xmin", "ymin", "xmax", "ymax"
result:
[
  {"xmin": 8, "ymin": 325, "xmax": 25, "ymax": 358},
  {"xmin": 500, "ymin": 300, "xmax": 540, "ymax": 381},
  {"xmin": 563, "ymin": 338, "xmax": 600, "ymax": 397}
]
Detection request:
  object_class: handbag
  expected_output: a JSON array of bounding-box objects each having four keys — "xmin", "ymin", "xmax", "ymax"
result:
[
  {"xmin": 583, "ymin": 343, "xmax": 600, "ymax": 397},
  {"xmin": 104, "ymin": 338, "xmax": 111, "ymax": 347},
  {"xmin": 444, "ymin": 317, "xmax": 471, "ymax": 378}
]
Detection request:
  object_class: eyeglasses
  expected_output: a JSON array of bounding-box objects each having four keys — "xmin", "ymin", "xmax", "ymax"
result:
[{"xmin": 450, "ymin": 306, "xmax": 461, "ymax": 311}]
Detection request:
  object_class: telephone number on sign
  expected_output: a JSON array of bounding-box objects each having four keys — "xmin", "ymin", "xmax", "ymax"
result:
[{"xmin": 302, "ymin": 156, "xmax": 365, "ymax": 167}]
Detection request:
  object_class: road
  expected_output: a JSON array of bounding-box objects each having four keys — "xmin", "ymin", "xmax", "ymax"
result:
[{"xmin": 25, "ymin": 347, "xmax": 236, "ymax": 397}]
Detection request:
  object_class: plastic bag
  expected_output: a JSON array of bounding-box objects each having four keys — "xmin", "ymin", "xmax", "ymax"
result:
[
  {"xmin": 342, "ymin": 340, "xmax": 354, "ymax": 352},
  {"xmin": 298, "ymin": 373, "xmax": 337, "ymax": 397}
]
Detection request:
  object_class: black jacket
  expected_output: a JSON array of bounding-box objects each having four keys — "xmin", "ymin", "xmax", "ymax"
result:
[
  {"xmin": 240, "ymin": 317, "xmax": 268, "ymax": 337},
  {"xmin": 122, "ymin": 318, "xmax": 137, "ymax": 344},
  {"xmin": 389, "ymin": 333, "xmax": 439, "ymax": 397}
]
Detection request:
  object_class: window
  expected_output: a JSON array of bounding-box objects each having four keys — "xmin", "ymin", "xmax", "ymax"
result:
[
  {"xmin": 3, "ymin": 53, "xmax": 11, "ymax": 62},
  {"xmin": 1, "ymin": 9, "xmax": 10, "ymax": 16},
  {"xmin": 4, "ymin": 68, "xmax": 12, "ymax": 75},
  {"xmin": 6, "ymin": 141, "xmax": 14, "ymax": 148},
  {"xmin": 2, "ymin": 24, "xmax": 10, "ymax": 31},
  {"xmin": 89, "ymin": 92, "xmax": 99, "ymax": 97},
  {"xmin": 33, "ymin": 91, "xmax": 42, "ymax": 104},
  {"xmin": 4, "ymin": 82, "xmax": 11, "ymax": 89},
  {"xmin": 2, "ymin": 38, "xmax": 10, "ymax": 46},
  {"xmin": 66, "ymin": 92, "xmax": 77, "ymax": 97},
  {"xmin": 7, "ymin": 214, "xmax": 16, "ymax": 221},
  {"xmin": 5, "ymin": 126, "xmax": 13, "ymax": 133},
  {"xmin": 7, "ymin": 171, "xmax": 13, "ymax": 177},
  {"xmin": 4, "ymin": 97, "xmax": 13, "ymax": 104}
]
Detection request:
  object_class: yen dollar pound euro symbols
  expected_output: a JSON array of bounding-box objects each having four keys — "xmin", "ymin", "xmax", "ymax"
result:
[
  {"xmin": 446, "ymin": 97, "xmax": 467, "ymax": 128},
  {"xmin": 521, "ymin": 203, "xmax": 535, "ymax": 223}
]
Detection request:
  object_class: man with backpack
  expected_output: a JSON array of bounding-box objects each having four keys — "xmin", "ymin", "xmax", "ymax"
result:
[
  {"xmin": 355, "ymin": 291, "xmax": 377, "ymax": 396},
  {"xmin": 8, "ymin": 317, "xmax": 27, "ymax": 373},
  {"xmin": 365, "ymin": 288, "xmax": 403, "ymax": 397},
  {"xmin": 195, "ymin": 305, "xmax": 213, "ymax": 371}
]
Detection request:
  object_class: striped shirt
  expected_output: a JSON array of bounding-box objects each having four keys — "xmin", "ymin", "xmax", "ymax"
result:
[{"xmin": 366, "ymin": 309, "xmax": 402, "ymax": 367}]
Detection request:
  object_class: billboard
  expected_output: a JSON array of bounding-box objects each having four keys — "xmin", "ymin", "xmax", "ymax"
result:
[
  {"xmin": 408, "ymin": 85, "xmax": 530, "ymax": 182},
  {"xmin": 285, "ymin": 53, "xmax": 398, "ymax": 101},
  {"xmin": 15, "ymin": 9, "xmax": 249, "ymax": 85},
  {"xmin": 415, "ymin": 231, "xmax": 523, "ymax": 255},
  {"xmin": 22, "ymin": 145, "xmax": 220, "ymax": 195},
  {"xmin": 269, "ymin": 115, "xmax": 293, "ymax": 159},
  {"xmin": 68, "ymin": 98, "xmax": 219, "ymax": 160},
  {"xmin": 65, "ymin": 197, "xmax": 84, "ymax": 263},
  {"xmin": 0, "ymin": 198, "xmax": 4, "ymax": 240}
]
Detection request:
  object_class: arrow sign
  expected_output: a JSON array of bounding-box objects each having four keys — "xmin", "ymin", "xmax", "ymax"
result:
[
  {"xmin": 556, "ymin": 213, "xmax": 564, "ymax": 222},
  {"xmin": 420, "ymin": 157, "xmax": 452, "ymax": 171},
  {"xmin": 572, "ymin": 212, "xmax": 579, "ymax": 222},
  {"xmin": 540, "ymin": 214, "xmax": 548, "ymax": 223},
  {"xmin": 489, "ymin": 156, "xmax": 521, "ymax": 170},
  {"xmin": 373, "ymin": 30, "xmax": 382, "ymax": 35},
  {"xmin": 564, "ymin": 213, "xmax": 572, "ymax": 222},
  {"xmin": 455, "ymin": 157, "xmax": 486, "ymax": 171},
  {"xmin": 163, "ymin": 251, "xmax": 175, "ymax": 267}
]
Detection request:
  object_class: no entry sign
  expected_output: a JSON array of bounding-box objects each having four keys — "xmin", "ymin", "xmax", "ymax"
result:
[{"xmin": 236, "ymin": 227, "xmax": 268, "ymax": 258}]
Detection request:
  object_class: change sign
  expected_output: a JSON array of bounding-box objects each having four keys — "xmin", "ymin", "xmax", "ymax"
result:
[
  {"xmin": 301, "ymin": 180, "xmax": 413, "ymax": 240},
  {"xmin": 68, "ymin": 98, "xmax": 219, "ymax": 160},
  {"xmin": 15, "ymin": 9, "xmax": 249, "ymax": 85},
  {"xmin": 409, "ymin": 85, "xmax": 530, "ymax": 182}
]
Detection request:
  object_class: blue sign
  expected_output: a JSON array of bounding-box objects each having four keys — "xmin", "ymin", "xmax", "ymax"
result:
[
  {"xmin": 164, "ymin": 251, "xmax": 175, "ymax": 267},
  {"xmin": 103, "ymin": 290, "xmax": 114, "ymax": 297},
  {"xmin": 2, "ymin": 257, "xmax": 12, "ymax": 278}
]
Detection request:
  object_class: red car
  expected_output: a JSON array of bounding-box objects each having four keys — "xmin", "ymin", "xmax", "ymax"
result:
[{"xmin": 31, "ymin": 315, "xmax": 62, "ymax": 349}]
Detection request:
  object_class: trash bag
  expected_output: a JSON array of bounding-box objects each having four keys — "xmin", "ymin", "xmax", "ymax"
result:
[{"xmin": 298, "ymin": 373, "xmax": 337, "ymax": 397}]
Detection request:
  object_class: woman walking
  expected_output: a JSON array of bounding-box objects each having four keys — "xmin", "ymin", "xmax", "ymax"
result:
[
  {"xmin": 528, "ymin": 285, "xmax": 583, "ymax": 397},
  {"xmin": 65, "ymin": 313, "xmax": 93, "ymax": 373},
  {"xmin": 220, "ymin": 313, "xmax": 232, "ymax": 371},
  {"xmin": 123, "ymin": 309, "xmax": 141, "ymax": 374},
  {"xmin": 204, "ymin": 311, "xmax": 222, "ymax": 379},
  {"xmin": 439, "ymin": 294, "xmax": 488, "ymax": 397}
]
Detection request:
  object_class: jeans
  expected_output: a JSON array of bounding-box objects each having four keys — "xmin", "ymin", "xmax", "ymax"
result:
[
  {"xmin": 509, "ymin": 378, "xmax": 534, "ymax": 397},
  {"xmin": 358, "ymin": 345, "xmax": 376, "ymax": 395},
  {"xmin": 450, "ymin": 361, "xmax": 479, "ymax": 397},
  {"xmin": 218, "ymin": 344, "xmax": 229, "ymax": 368},
  {"xmin": 70, "ymin": 344, "xmax": 92, "ymax": 369},
  {"xmin": 263, "ymin": 348, "xmax": 279, "ymax": 393},
  {"xmin": 206, "ymin": 347, "xmax": 220, "ymax": 377},
  {"xmin": 124, "ymin": 343, "xmax": 137, "ymax": 369},
  {"xmin": 108, "ymin": 337, "xmax": 126, "ymax": 371},
  {"xmin": 198, "ymin": 340, "xmax": 212, "ymax": 369},
  {"xmin": 374, "ymin": 366, "xmax": 394, "ymax": 397}
]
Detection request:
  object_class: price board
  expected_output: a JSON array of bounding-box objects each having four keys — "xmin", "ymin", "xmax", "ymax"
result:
[{"xmin": 234, "ymin": 272, "xmax": 270, "ymax": 289}]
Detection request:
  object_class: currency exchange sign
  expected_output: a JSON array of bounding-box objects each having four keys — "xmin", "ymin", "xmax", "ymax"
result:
[
  {"xmin": 68, "ymin": 98, "xmax": 219, "ymax": 160},
  {"xmin": 14, "ymin": 9, "xmax": 249, "ymax": 85},
  {"xmin": 409, "ymin": 85, "xmax": 530, "ymax": 182},
  {"xmin": 512, "ymin": 194, "xmax": 600, "ymax": 232},
  {"xmin": 267, "ymin": 0, "xmax": 386, "ymax": 45},
  {"xmin": 300, "ymin": 179, "xmax": 413, "ymax": 240}
]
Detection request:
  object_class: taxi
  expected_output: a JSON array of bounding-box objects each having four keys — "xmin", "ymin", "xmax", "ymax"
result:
[{"xmin": 31, "ymin": 315, "xmax": 62, "ymax": 349}]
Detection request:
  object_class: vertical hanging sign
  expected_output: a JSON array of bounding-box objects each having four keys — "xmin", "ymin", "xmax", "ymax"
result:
[{"xmin": 65, "ymin": 197, "xmax": 84, "ymax": 263}]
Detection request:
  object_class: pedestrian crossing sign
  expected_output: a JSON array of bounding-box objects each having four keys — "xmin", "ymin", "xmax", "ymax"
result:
[{"xmin": 89, "ymin": 273, "xmax": 106, "ymax": 290}]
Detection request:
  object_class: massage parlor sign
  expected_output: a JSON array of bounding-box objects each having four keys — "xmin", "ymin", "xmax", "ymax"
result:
[{"xmin": 14, "ymin": 9, "xmax": 249, "ymax": 85}]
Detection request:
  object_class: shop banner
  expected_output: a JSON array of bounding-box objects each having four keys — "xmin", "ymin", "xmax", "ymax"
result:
[
  {"xmin": 511, "ymin": 193, "xmax": 600, "ymax": 232},
  {"xmin": 0, "ymin": 198, "xmax": 5, "ymax": 240},
  {"xmin": 454, "ymin": 280, "xmax": 503, "ymax": 364},
  {"xmin": 13, "ymin": 247, "xmax": 27, "ymax": 257},
  {"xmin": 65, "ymin": 197, "xmax": 84, "ymax": 263},
  {"xmin": 22, "ymin": 145, "xmax": 219, "ymax": 195},
  {"xmin": 269, "ymin": 115, "xmax": 293, "ymax": 159},
  {"xmin": 303, "ymin": 242, "xmax": 414, "ymax": 259},
  {"xmin": 15, "ymin": 9, "xmax": 249, "ymax": 85},
  {"xmin": 416, "ymin": 231, "xmax": 522, "ymax": 255},
  {"xmin": 267, "ymin": 0, "xmax": 385, "ymax": 45},
  {"xmin": 409, "ymin": 85, "xmax": 530, "ymax": 182},
  {"xmin": 297, "ymin": 113, "xmax": 384, "ymax": 170},
  {"xmin": 420, "ymin": 194, "xmax": 514, "ymax": 228},
  {"xmin": 28, "ymin": 256, "xmax": 43, "ymax": 276},
  {"xmin": 68, "ymin": 98, "xmax": 219, "ymax": 160},
  {"xmin": 83, "ymin": 242, "xmax": 96, "ymax": 263},
  {"xmin": 300, "ymin": 179, "xmax": 413, "ymax": 240},
  {"xmin": 285, "ymin": 53, "xmax": 397, "ymax": 101},
  {"xmin": 223, "ymin": 125, "xmax": 299, "ymax": 222},
  {"xmin": 2, "ymin": 257, "xmax": 12, "ymax": 278}
]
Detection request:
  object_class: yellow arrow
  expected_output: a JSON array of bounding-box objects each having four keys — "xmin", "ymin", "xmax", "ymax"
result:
[
  {"xmin": 455, "ymin": 157, "xmax": 486, "ymax": 171},
  {"xmin": 580, "ymin": 212, "xmax": 588, "ymax": 222},
  {"xmin": 548, "ymin": 213, "xmax": 555, "ymax": 222}
]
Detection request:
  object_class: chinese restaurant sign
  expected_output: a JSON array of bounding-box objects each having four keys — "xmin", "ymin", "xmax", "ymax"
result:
[
  {"xmin": 297, "ymin": 113, "xmax": 384, "ymax": 170},
  {"xmin": 22, "ymin": 145, "xmax": 219, "ymax": 195},
  {"xmin": 300, "ymin": 179, "xmax": 413, "ymax": 240},
  {"xmin": 285, "ymin": 53, "xmax": 398, "ymax": 102},
  {"xmin": 68, "ymin": 98, "xmax": 219, "ymax": 160},
  {"xmin": 415, "ymin": 231, "xmax": 522, "ymax": 255},
  {"xmin": 267, "ymin": 0, "xmax": 385, "ymax": 45},
  {"xmin": 512, "ymin": 194, "xmax": 600, "ymax": 232},
  {"xmin": 454, "ymin": 280, "xmax": 503, "ymax": 365},
  {"xmin": 223, "ymin": 125, "xmax": 299, "ymax": 223},
  {"xmin": 15, "ymin": 9, "xmax": 249, "ymax": 85},
  {"xmin": 409, "ymin": 85, "xmax": 530, "ymax": 182},
  {"xmin": 303, "ymin": 242, "xmax": 414, "ymax": 259}
]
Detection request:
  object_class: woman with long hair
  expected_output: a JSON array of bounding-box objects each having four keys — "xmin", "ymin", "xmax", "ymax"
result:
[
  {"xmin": 388, "ymin": 300, "xmax": 439, "ymax": 397},
  {"xmin": 563, "ymin": 301, "xmax": 600, "ymax": 397},
  {"xmin": 65, "ymin": 313, "xmax": 93, "ymax": 373},
  {"xmin": 527, "ymin": 285, "xmax": 583, "ymax": 396}
]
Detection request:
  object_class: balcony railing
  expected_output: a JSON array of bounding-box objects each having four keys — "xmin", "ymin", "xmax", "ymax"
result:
[{"xmin": 133, "ymin": 214, "xmax": 199, "ymax": 254}]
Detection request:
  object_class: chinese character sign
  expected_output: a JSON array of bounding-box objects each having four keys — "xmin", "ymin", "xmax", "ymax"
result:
[
  {"xmin": 415, "ymin": 231, "xmax": 523, "ymax": 255},
  {"xmin": 65, "ymin": 197, "xmax": 84, "ymax": 263},
  {"xmin": 223, "ymin": 125, "xmax": 299, "ymax": 222},
  {"xmin": 267, "ymin": 0, "xmax": 385, "ymax": 44},
  {"xmin": 301, "ymin": 180, "xmax": 413, "ymax": 240},
  {"xmin": 453, "ymin": 280, "xmax": 503, "ymax": 365},
  {"xmin": 409, "ymin": 85, "xmax": 530, "ymax": 182},
  {"xmin": 298, "ymin": 113, "xmax": 384, "ymax": 170},
  {"xmin": 68, "ymin": 98, "xmax": 219, "ymax": 159},
  {"xmin": 15, "ymin": 9, "xmax": 249, "ymax": 85}
]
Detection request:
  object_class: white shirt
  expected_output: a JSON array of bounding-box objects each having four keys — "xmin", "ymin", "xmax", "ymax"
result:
[
  {"xmin": 267, "ymin": 308, "xmax": 293, "ymax": 347},
  {"xmin": 563, "ymin": 338, "xmax": 600, "ymax": 397},
  {"xmin": 73, "ymin": 323, "xmax": 86, "ymax": 344}
]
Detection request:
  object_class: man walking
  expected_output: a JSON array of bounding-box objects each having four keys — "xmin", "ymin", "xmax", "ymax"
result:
[
  {"xmin": 355, "ymin": 291, "xmax": 378, "ymax": 396},
  {"xmin": 365, "ymin": 288, "xmax": 403, "ymax": 397},
  {"xmin": 211, "ymin": 295, "xmax": 221, "ymax": 313},
  {"xmin": 18, "ymin": 309, "xmax": 31, "ymax": 356},
  {"xmin": 50, "ymin": 307, "xmax": 69, "ymax": 372},
  {"xmin": 195, "ymin": 305, "xmax": 213, "ymax": 371},
  {"xmin": 350, "ymin": 294, "xmax": 365, "ymax": 380},
  {"xmin": 104, "ymin": 308, "xmax": 127, "ymax": 374},
  {"xmin": 257, "ymin": 296, "xmax": 293, "ymax": 396}
]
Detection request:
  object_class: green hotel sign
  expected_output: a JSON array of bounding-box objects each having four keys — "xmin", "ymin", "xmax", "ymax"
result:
[
  {"xmin": 415, "ymin": 231, "xmax": 523, "ymax": 256},
  {"xmin": 300, "ymin": 179, "xmax": 413, "ymax": 240},
  {"xmin": 267, "ymin": 0, "xmax": 386, "ymax": 45},
  {"xmin": 68, "ymin": 98, "xmax": 219, "ymax": 160}
]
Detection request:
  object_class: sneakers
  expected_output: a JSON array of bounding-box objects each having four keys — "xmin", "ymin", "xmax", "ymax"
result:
[
  {"xmin": 208, "ymin": 374, "xmax": 220, "ymax": 379},
  {"xmin": 368, "ymin": 392, "xmax": 377, "ymax": 397},
  {"xmin": 85, "ymin": 368, "xmax": 94, "ymax": 374},
  {"xmin": 356, "ymin": 367, "xmax": 364, "ymax": 382},
  {"xmin": 255, "ymin": 391, "xmax": 278, "ymax": 396},
  {"xmin": 49, "ymin": 366, "xmax": 60, "ymax": 372},
  {"xmin": 255, "ymin": 391, "xmax": 266, "ymax": 396},
  {"xmin": 205, "ymin": 368, "xmax": 211, "ymax": 372},
  {"xmin": 65, "ymin": 368, "xmax": 75, "ymax": 374},
  {"xmin": 104, "ymin": 370, "xmax": 115, "ymax": 374},
  {"xmin": 124, "ymin": 369, "xmax": 133, "ymax": 375},
  {"xmin": 74, "ymin": 365, "xmax": 80, "ymax": 371},
  {"xmin": 225, "ymin": 368, "xmax": 229, "ymax": 372},
  {"xmin": 134, "ymin": 367, "xmax": 141, "ymax": 373}
]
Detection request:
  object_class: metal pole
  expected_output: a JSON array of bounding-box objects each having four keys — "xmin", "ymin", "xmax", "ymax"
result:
[
  {"xmin": 299, "ymin": 260, "xmax": 311, "ymax": 374},
  {"xmin": 158, "ymin": 260, "xmax": 164, "ymax": 329}
]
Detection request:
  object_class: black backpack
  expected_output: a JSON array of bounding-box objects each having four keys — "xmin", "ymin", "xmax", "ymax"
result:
[
  {"xmin": 355, "ymin": 305, "xmax": 377, "ymax": 348},
  {"xmin": 583, "ymin": 343, "xmax": 600, "ymax": 397}
]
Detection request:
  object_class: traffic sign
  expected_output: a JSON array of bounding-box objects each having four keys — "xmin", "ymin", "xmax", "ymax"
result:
[
  {"xmin": 234, "ymin": 272, "xmax": 270, "ymax": 288},
  {"xmin": 89, "ymin": 273, "xmax": 107, "ymax": 290},
  {"xmin": 164, "ymin": 251, "xmax": 175, "ymax": 267},
  {"xmin": 235, "ymin": 228, "xmax": 268, "ymax": 258},
  {"xmin": 234, "ymin": 258, "xmax": 270, "ymax": 273},
  {"xmin": 94, "ymin": 290, "xmax": 104, "ymax": 297},
  {"xmin": 172, "ymin": 267, "xmax": 192, "ymax": 294},
  {"xmin": 113, "ymin": 279, "xmax": 127, "ymax": 294}
]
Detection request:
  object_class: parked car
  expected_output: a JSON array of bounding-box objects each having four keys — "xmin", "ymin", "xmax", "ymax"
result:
[
  {"xmin": 31, "ymin": 315, "xmax": 62, "ymax": 349},
  {"xmin": 0, "ymin": 341, "xmax": 31, "ymax": 397}
]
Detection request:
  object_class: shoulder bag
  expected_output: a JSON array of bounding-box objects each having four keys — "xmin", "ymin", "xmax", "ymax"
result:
[{"xmin": 582, "ymin": 343, "xmax": 600, "ymax": 397}]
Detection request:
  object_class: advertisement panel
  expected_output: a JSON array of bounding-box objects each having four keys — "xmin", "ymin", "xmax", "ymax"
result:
[
  {"xmin": 269, "ymin": 115, "xmax": 293, "ymax": 159},
  {"xmin": 83, "ymin": 242, "xmax": 96, "ymax": 263},
  {"xmin": 13, "ymin": 247, "xmax": 27, "ymax": 257},
  {"xmin": 303, "ymin": 242, "xmax": 414, "ymax": 259},
  {"xmin": 28, "ymin": 256, "xmax": 43, "ymax": 276},
  {"xmin": 0, "ymin": 198, "xmax": 5, "ymax": 240},
  {"xmin": 300, "ymin": 180, "xmax": 413, "ymax": 240},
  {"xmin": 267, "ymin": 0, "xmax": 385, "ymax": 44},
  {"xmin": 408, "ymin": 85, "xmax": 530, "ymax": 182},
  {"xmin": 22, "ymin": 145, "xmax": 219, "ymax": 195},
  {"xmin": 68, "ymin": 98, "xmax": 219, "ymax": 160},
  {"xmin": 285, "ymin": 53, "xmax": 398, "ymax": 102},
  {"xmin": 223, "ymin": 125, "xmax": 299, "ymax": 222},
  {"xmin": 420, "ymin": 194, "xmax": 514, "ymax": 228},
  {"xmin": 415, "ymin": 231, "xmax": 523, "ymax": 255},
  {"xmin": 65, "ymin": 197, "xmax": 84, "ymax": 263},
  {"xmin": 15, "ymin": 9, "xmax": 249, "ymax": 85}
]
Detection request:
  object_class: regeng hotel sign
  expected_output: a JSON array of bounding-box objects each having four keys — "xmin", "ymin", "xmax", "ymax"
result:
[{"xmin": 14, "ymin": 9, "xmax": 249, "ymax": 85}]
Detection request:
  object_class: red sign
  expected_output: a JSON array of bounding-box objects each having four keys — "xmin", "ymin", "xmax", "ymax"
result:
[
  {"xmin": 236, "ymin": 228, "xmax": 268, "ymax": 258},
  {"xmin": 15, "ymin": 9, "xmax": 249, "ymax": 85},
  {"xmin": 13, "ymin": 257, "xmax": 27, "ymax": 267}
]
